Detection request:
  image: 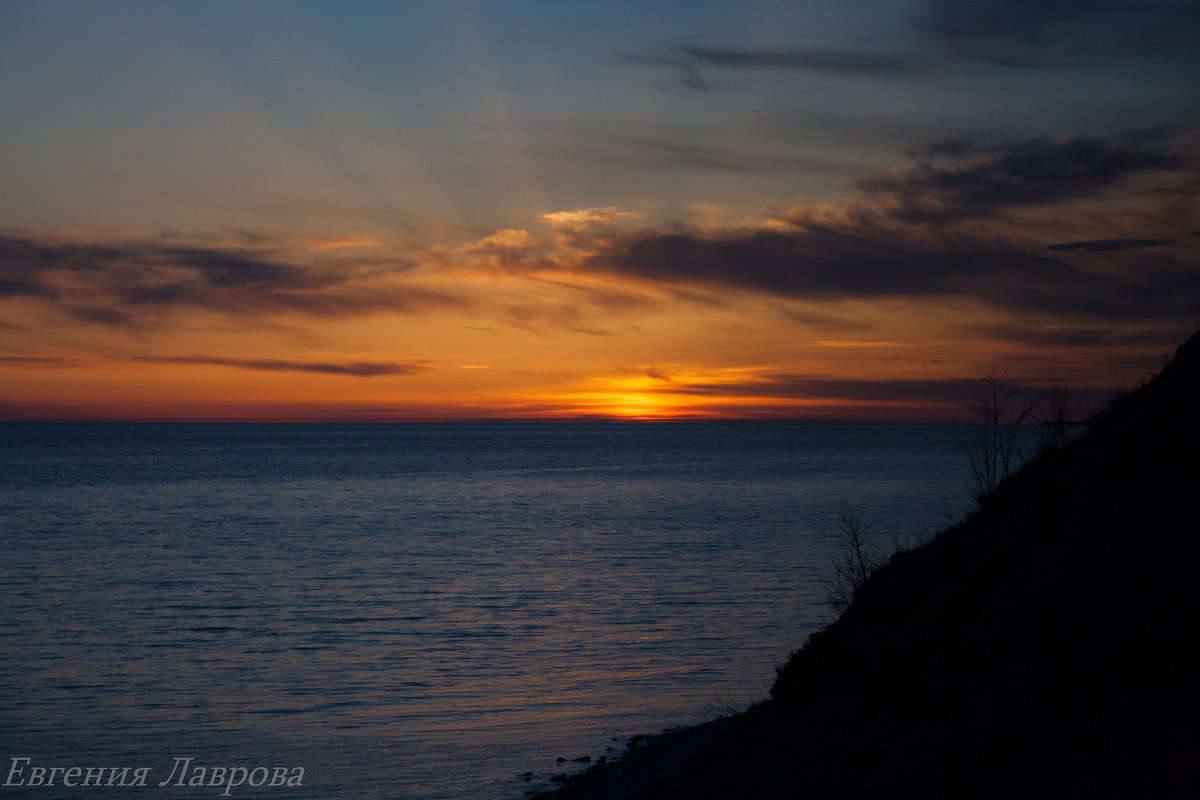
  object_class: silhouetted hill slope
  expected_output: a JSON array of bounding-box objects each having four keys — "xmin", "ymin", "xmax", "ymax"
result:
[{"xmin": 539, "ymin": 333, "xmax": 1200, "ymax": 800}]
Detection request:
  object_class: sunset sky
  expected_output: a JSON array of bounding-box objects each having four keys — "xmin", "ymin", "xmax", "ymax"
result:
[{"xmin": 2, "ymin": 0, "xmax": 1198, "ymax": 421}]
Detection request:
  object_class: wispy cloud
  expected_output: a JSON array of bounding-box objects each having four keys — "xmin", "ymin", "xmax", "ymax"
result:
[
  {"xmin": 133, "ymin": 356, "xmax": 433, "ymax": 377},
  {"xmin": 0, "ymin": 234, "xmax": 462, "ymax": 328},
  {"xmin": 0, "ymin": 355, "xmax": 433, "ymax": 377},
  {"xmin": 970, "ymin": 324, "xmax": 1183, "ymax": 350},
  {"xmin": 1044, "ymin": 238, "xmax": 1179, "ymax": 253},
  {"xmin": 648, "ymin": 0, "xmax": 1200, "ymax": 92},
  {"xmin": 662, "ymin": 374, "xmax": 976, "ymax": 404},
  {"xmin": 676, "ymin": 45, "xmax": 928, "ymax": 77},
  {"xmin": 639, "ymin": 45, "xmax": 928, "ymax": 92}
]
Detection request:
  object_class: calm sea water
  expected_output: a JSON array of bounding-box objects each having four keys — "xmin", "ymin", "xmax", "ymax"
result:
[{"xmin": 0, "ymin": 423, "xmax": 971, "ymax": 799}]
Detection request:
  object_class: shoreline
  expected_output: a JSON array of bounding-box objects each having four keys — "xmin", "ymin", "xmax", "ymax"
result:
[{"xmin": 527, "ymin": 332, "xmax": 1200, "ymax": 799}]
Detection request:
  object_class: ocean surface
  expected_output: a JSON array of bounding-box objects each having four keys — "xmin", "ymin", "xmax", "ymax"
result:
[{"xmin": 0, "ymin": 423, "xmax": 974, "ymax": 799}]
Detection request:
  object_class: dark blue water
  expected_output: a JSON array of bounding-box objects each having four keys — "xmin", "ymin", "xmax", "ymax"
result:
[{"xmin": 0, "ymin": 423, "xmax": 971, "ymax": 798}]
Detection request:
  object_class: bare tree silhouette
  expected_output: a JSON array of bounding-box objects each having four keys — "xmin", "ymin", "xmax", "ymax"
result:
[
  {"xmin": 821, "ymin": 505, "xmax": 880, "ymax": 614},
  {"xmin": 1035, "ymin": 377, "xmax": 1085, "ymax": 450},
  {"xmin": 959, "ymin": 373, "xmax": 1037, "ymax": 500}
]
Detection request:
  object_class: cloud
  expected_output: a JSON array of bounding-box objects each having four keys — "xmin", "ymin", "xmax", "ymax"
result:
[
  {"xmin": 637, "ymin": 45, "xmax": 928, "ymax": 93},
  {"xmin": 0, "ymin": 354, "xmax": 433, "ymax": 377},
  {"xmin": 0, "ymin": 234, "xmax": 462, "ymax": 327},
  {"xmin": 619, "ymin": 370, "xmax": 1122, "ymax": 421},
  {"xmin": 913, "ymin": 0, "xmax": 1200, "ymax": 68},
  {"xmin": 663, "ymin": 374, "xmax": 978, "ymax": 404},
  {"xmin": 303, "ymin": 236, "xmax": 382, "ymax": 252},
  {"xmin": 581, "ymin": 210, "xmax": 1133, "ymax": 317},
  {"xmin": 567, "ymin": 133, "xmax": 1199, "ymax": 325},
  {"xmin": 134, "ymin": 356, "xmax": 433, "ymax": 377},
  {"xmin": 859, "ymin": 138, "xmax": 1183, "ymax": 222},
  {"xmin": 1044, "ymin": 237, "xmax": 1178, "ymax": 252},
  {"xmin": 0, "ymin": 226, "xmax": 671, "ymax": 340},
  {"xmin": 0, "ymin": 356, "xmax": 67, "ymax": 364},
  {"xmin": 676, "ymin": 45, "xmax": 928, "ymax": 77},
  {"xmin": 971, "ymin": 324, "xmax": 1183, "ymax": 350},
  {"xmin": 648, "ymin": 1, "xmax": 1200, "ymax": 92},
  {"xmin": 5, "ymin": 131, "xmax": 1196, "ymax": 344},
  {"xmin": 581, "ymin": 222, "xmax": 1022, "ymax": 299}
]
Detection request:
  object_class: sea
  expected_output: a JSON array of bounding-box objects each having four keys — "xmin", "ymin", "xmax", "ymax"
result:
[{"xmin": 0, "ymin": 423, "xmax": 975, "ymax": 799}]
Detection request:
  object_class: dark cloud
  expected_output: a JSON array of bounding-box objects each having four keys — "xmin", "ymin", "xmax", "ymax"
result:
[
  {"xmin": 629, "ymin": 55, "xmax": 711, "ymax": 91},
  {"xmin": 656, "ymin": 372, "xmax": 1121, "ymax": 421},
  {"xmin": 0, "ymin": 235, "xmax": 72, "ymax": 298},
  {"xmin": 580, "ymin": 216, "xmax": 1197, "ymax": 322},
  {"xmin": 677, "ymin": 45, "xmax": 928, "ymax": 77},
  {"xmin": 913, "ymin": 0, "xmax": 1200, "ymax": 68},
  {"xmin": 860, "ymin": 138, "xmax": 1183, "ymax": 222},
  {"xmin": 0, "ymin": 234, "xmax": 458, "ymax": 326},
  {"xmin": 972, "ymin": 324, "xmax": 1182, "ymax": 350},
  {"xmin": 649, "ymin": 1, "xmax": 1200, "ymax": 93},
  {"xmin": 664, "ymin": 374, "xmax": 978, "ymax": 404},
  {"xmin": 644, "ymin": 366, "xmax": 670, "ymax": 382},
  {"xmin": 640, "ymin": 44, "xmax": 929, "ymax": 92},
  {"xmin": 584, "ymin": 223, "xmax": 1058, "ymax": 300},
  {"xmin": 0, "ymin": 355, "xmax": 432, "ymax": 377},
  {"xmin": 134, "ymin": 356, "xmax": 432, "ymax": 377},
  {"xmin": 153, "ymin": 247, "xmax": 318, "ymax": 289},
  {"xmin": 1, "ymin": 230, "xmax": 668, "ymax": 337},
  {"xmin": 908, "ymin": 140, "xmax": 979, "ymax": 159},
  {"xmin": 774, "ymin": 306, "xmax": 873, "ymax": 333},
  {"xmin": 674, "ymin": 61, "xmax": 709, "ymax": 91},
  {"xmin": 1045, "ymin": 238, "xmax": 1177, "ymax": 252},
  {"xmin": 577, "ymin": 134, "xmax": 1199, "ymax": 325},
  {"xmin": 64, "ymin": 305, "xmax": 139, "ymax": 327}
]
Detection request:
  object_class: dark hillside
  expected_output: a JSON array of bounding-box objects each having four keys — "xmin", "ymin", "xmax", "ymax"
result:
[{"xmin": 538, "ymin": 333, "xmax": 1200, "ymax": 799}]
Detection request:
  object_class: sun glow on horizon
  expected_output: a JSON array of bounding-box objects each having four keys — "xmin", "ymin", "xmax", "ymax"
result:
[{"xmin": 527, "ymin": 367, "xmax": 823, "ymax": 420}]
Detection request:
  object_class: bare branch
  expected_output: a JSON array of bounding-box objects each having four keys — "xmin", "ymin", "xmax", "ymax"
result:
[
  {"xmin": 820, "ymin": 504, "xmax": 881, "ymax": 614},
  {"xmin": 958, "ymin": 372, "xmax": 1037, "ymax": 500}
]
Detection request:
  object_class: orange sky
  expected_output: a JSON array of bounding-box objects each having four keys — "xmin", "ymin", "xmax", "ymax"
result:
[
  {"xmin": 2, "ymin": 3, "xmax": 1198, "ymax": 422},
  {"xmin": 3, "ymin": 200, "xmax": 1190, "ymax": 422}
]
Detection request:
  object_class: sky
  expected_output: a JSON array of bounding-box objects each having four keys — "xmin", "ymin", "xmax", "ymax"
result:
[{"xmin": 2, "ymin": 0, "xmax": 1198, "ymax": 421}]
